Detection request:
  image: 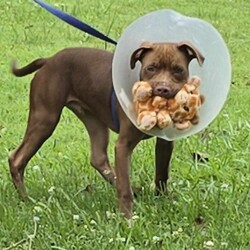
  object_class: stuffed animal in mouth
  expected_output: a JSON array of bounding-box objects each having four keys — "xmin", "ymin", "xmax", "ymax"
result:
[
  {"xmin": 132, "ymin": 81, "xmax": 172, "ymax": 130},
  {"xmin": 132, "ymin": 76, "xmax": 205, "ymax": 131},
  {"xmin": 168, "ymin": 76, "xmax": 205, "ymax": 130}
]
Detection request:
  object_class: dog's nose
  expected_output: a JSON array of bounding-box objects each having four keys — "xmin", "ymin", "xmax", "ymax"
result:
[{"xmin": 154, "ymin": 86, "xmax": 172, "ymax": 98}]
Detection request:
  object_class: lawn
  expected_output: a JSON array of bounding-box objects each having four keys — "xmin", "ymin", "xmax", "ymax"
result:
[{"xmin": 0, "ymin": 0, "xmax": 250, "ymax": 249}]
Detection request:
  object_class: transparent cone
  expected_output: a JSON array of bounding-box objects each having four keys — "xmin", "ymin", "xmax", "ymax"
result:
[{"xmin": 112, "ymin": 10, "xmax": 231, "ymax": 140}]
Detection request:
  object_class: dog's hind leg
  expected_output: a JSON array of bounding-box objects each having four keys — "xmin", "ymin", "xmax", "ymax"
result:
[
  {"xmin": 9, "ymin": 109, "xmax": 62, "ymax": 199},
  {"xmin": 9, "ymin": 76, "xmax": 65, "ymax": 198},
  {"xmin": 9, "ymin": 114, "xmax": 62, "ymax": 199}
]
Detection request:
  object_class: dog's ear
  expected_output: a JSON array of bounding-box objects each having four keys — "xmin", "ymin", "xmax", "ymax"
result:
[
  {"xmin": 177, "ymin": 41, "xmax": 205, "ymax": 66},
  {"xmin": 130, "ymin": 42, "xmax": 154, "ymax": 69}
]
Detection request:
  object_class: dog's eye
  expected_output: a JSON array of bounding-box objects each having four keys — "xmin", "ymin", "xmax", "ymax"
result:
[
  {"xmin": 146, "ymin": 65, "xmax": 157, "ymax": 73},
  {"xmin": 173, "ymin": 66, "xmax": 184, "ymax": 74}
]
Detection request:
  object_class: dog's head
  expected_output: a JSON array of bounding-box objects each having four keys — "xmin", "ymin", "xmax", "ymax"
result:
[{"xmin": 130, "ymin": 41, "xmax": 205, "ymax": 98}]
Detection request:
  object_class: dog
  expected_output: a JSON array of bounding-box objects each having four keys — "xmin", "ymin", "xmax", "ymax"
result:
[{"xmin": 9, "ymin": 41, "xmax": 204, "ymax": 218}]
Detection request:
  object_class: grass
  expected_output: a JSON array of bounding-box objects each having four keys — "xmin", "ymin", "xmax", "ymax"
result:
[{"xmin": 0, "ymin": 0, "xmax": 250, "ymax": 249}]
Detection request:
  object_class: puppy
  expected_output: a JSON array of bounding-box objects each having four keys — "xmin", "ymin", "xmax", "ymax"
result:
[{"xmin": 9, "ymin": 41, "xmax": 204, "ymax": 218}]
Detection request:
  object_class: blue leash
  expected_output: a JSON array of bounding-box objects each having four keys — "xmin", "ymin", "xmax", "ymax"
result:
[
  {"xmin": 33, "ymin": 0, "xmax": 117, "ymax": 45},
  {"xmin": 33, "ymin": 0, "xmax": 120, "ymax": 132}
]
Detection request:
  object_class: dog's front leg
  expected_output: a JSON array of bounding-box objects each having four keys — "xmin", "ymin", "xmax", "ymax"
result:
[
  {"xmin": 155, "ymin": 138, "xmax": 174, "ymax": 194},
  {"xmin": 115, "ymin": 119, "xmax": 144, "ymax": 218}
]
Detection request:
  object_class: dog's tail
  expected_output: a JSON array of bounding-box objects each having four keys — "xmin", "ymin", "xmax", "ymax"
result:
[{"xmin": 11, "ymin": 58, "xmax": 46, "ymax": 77}]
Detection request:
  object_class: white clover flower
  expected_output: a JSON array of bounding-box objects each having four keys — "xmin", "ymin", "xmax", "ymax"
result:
[
  {"xmin": 172, "ymin": 231, "xmax": 179, "ymax": 236},
  {"xmin": 203, "ymin": 240, "xmax": 214, "ymax": 248},
  {"xmin": 48, "ymin": 186, "xmax": 56, "ymax": 194},
  {"xmin": 221, "ymin": 242, "xmax": 228, "ymax": 247},
  {"xmin": 132, "ymin": 214, "xmax": 140, "ymax": 221},
  {"xmin": 152, "ymin": 236, "xmax": 161, "ymax": 242},
  {"xmin": 178, "ymin": 180, "xmax": 184, "ymax": 185},
  {"xmin": 32, "ymin": 165, "xmax": 40, "ymax": 171},
  {"xmin": 90, "ymin": 219, "xmax": 97, "ymax": 225},
  {"xmin": 73, "ymin": 214, "xmax": 80, "ymax": 220},
  {"xmin": 33, "ymin": 216, "xmax": 40, "ymax": 222},
  {"xmin": 129, "ymin": 246, "xmax": 135, "ymax": 250},
  {"xmin": 106, "ymin": 211, "xmax": 116, "ymax": 220},
  {"xmin": 117, "ymin": 237, "xmax": 126, "ymax": 242},
  {"xmin": 33, "ymin": 206, "xmax": 43, "ymax": 213},
  {"xmin": 106, "ymin": 211, "xmax": 111, "ymax": 219},
  {"xmin": 221, "ymin": 183, "xmax": 229, "ymax": 190},
  {"xmin": 202, "ymin": 204, "xmax": 208, "ymax": 209}
]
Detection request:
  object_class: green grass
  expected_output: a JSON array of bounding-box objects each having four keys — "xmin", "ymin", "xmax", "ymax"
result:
[{"xmin": 1, "ymin": 0, "xmax": 250, "ymax": 249}]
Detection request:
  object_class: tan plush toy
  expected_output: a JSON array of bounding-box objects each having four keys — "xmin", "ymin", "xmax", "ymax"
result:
[
  {"xmin": 132, "ymin": 76, "xmax": 205, "ymax": 131},
  {"xmin": 132, "ymin": 81, "xmax": 172, "ymax": 130},
  {"xmin": 168, "ymin": 76, "xmax": 205, "ymax": 130}
]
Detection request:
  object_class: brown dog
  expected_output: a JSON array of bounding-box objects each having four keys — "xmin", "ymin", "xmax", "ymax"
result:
[{"xmin": 9, "ymin": 41, "xmax": 204, "ymax": 218}]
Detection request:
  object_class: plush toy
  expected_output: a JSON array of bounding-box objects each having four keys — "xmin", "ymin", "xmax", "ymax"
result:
[
  {"xmin": 168, "ymin": 76, "xmax": 205, "ymax": 130},
  {"xmin": 132, "ymin": 81, "xmax": 172, "ymax": 130},
  {"xmin": 132, "ymin": 76, "xmax": 205, "ymax": 131}
]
